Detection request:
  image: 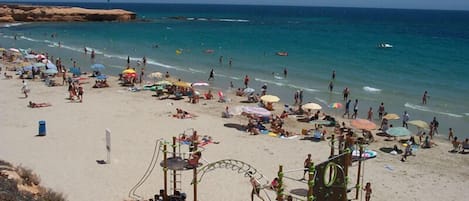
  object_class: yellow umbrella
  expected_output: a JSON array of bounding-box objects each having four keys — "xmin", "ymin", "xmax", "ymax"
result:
[
  {"xmin": 407, "ymin": 120, "xmax": 429, "ymax": 130},
  {"xmin": 383, "ymin": 113, "xmax": 400, "ymax": 120},
  {"xmin": 0, "ymin": 48, "xmax": 6, "ymax": 51},
  {"xmin": 302, "ymin": 102, "xmax": 322, "ymax": 110},
  {"xmin": 123, "ymin": 69, "xmax": 136, "ymax": 74},
  {"xmin": 173, "ymin": 81, "xmax": 191, "ymax": 88},
  {"xmin": 260, "ymin": 95, "xmax": 280, "ymax": 103}
]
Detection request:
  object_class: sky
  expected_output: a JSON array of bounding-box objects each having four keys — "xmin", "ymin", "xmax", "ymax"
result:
[{"xmin": 3, "ymin": 0, "xmax": 469, "ymax": 11}]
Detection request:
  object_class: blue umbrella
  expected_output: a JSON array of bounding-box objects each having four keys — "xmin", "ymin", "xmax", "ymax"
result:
[
  {"xmin": 45, "ymin": 62, "xmax": 57, "ymax": 70},
  {"xmin": 386, "ymin": 127, "xmax": 412, "ymax": 137},
  {"xmin": 44, "ymin": 68, "xmax": 58, "ymax": 74},
  {"xmin": 91, "ymin": 63, "xmax": 106, "ymax": 71},
  {"xmin": 34, "ymin": 63, "xmax": 46, "ymax": 68}
]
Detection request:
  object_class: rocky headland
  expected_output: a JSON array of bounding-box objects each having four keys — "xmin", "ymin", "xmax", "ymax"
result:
[{"xmin": 0, "ymin": 4, "xmax": 136, "ymax": 22}]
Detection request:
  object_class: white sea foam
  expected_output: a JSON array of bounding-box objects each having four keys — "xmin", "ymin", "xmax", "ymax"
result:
[
  {"xmin": 286, "ymin": 83, "xmax": 319, "ymax": 92},
  {"xmin": 314, "ymin": 97, "xmax": 328, "ymax": 105},
  {"xmin": 217, "ymin": 18, "xmax": 249, "ymax": 22},
  {"xmin": 404, "ymin": 103, "xmax": 463, "ymax": 118},
  {"xmin": 1, "ymin": 22, "xmax": 29, "ymax": 28},
  {"xmin": 254, "ymin": 77, "xmax": 285, "ymax": 86},
  {"xmin": 363, "ymin": 86, "xmax": 382, "ymax": 93},
  {"xmin": 20, "ymin": 36, "xmax": 41, "ymax": 42},
  {"xmin": 188, "ymin": 67, "xmax": 205, "ymax": 74}
]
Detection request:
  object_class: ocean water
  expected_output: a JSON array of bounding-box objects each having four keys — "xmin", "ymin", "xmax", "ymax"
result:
[{"xmin": 1, "ymin": 3, "xmax": 469, "ymax": 138}]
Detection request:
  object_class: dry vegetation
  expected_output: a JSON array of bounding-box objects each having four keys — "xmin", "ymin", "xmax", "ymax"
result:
[{"xmin": 0, "ymin": 160, "xmax": 66, "ymax": 201}]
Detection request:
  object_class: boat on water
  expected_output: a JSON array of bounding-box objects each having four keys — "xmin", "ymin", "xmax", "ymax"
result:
[
  {"xmin": 276, "ymin": 51, "xmax": 288, "ymax": 56},
  {"xmin": 377, "ymin": 43, "xmax": 393, "ymax": 48}
]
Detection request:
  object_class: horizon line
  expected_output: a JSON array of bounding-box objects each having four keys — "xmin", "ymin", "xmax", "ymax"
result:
[{"xmin": 1, "ymin": 1, "xmax": 469, "ymax": 12}]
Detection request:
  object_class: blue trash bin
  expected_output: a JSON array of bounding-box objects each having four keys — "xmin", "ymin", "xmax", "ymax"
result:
[{"xmin": 38, "ymin": 120, "xmax": 46, "ymax": 136}]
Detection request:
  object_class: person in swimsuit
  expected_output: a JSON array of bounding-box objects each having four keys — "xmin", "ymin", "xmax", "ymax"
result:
[
  {"xmin": 363, "ymin": 182, "xmax": 372, "ymax": 201},
  {"xmin": 303, "ymin": 154, "xmax": 312, "ymax": 180},
  {"xmin": 378, "ymin": 102, "xmax": 385, "ymax": 120},
  {"xmin": 248, "ymin": 172, "xmax": 265, "ymax": 201}
]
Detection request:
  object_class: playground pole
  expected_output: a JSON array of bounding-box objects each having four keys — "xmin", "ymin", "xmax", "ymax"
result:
[
  {"xmin": 277, "ymin": 165, "xmax": 284, "ymax": 201},
  {"xmin": 163, "ymin": 144, "xmax": 168, "ymax": 201},
  {"xmin": 172, "ymin": 137, "xmax": 177, "ymax": 195},
  {"xmin": 355, "ymin": 145, "xmax": 363, "ymax": 199},
  {"xmin": 193, "ymin": 142, "xmax": 198, "ymax": 201},
  {"xmin": 307, "ymin": 163, "xmax": 315, "ymax": 201}
]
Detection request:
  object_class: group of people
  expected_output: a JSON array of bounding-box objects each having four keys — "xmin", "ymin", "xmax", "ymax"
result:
[{"xmin": 67, "ymin": 80, "xmax": 84, "ymax": 102}]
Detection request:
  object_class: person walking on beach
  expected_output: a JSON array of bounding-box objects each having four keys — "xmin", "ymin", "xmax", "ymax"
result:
[
  {"xmin": 208, "ymin": 69, "xmax": 215, "ymax": 81},
  {"xmin": 422, "ymin": 91, "xmax": 428, "ymax": 104},
  {"xmin": 294, "ymin": 90, "xmax": 299, "ymax": 105},
  {"xmin": 378, "ymin": 102, "xmax": 385, "ymax": 120},
  {"xmin": 343, "ymin": 99, "xmax": 351, "ymax": 118},
  {"xmin": 140, "ymin": 68, "xmax": 145, "ymax": 84},
  {"xmin": 302, "ymin": 154, "xmax": 312, "ymax": 180},
  {"xmin": 367, "ymin": 107, "xmax": 373, "ymax": 121},
  {"xmin": 21, "ymin": 80, "xmax": 29, "ymax": 98},
  {"xmin": 448, "ymin": 128, "xmax": 454, "ymax": 141},
  {"xmin": 431, "ymin": 117, "xmax": 439, "ymax": 135},
  {"xmin": 351, "ymin": 99, "xmax": 359, "ymax": 119},
  {"xmin": 244, "ymin": 75, "xmax": 250, "ymax": 88},
  {"xmin": 78, "ymin": 85, "xmax": 84, "ymax": 103},
  {"xmin": 363, "ymin": 182, "xmax": 372, "ymax": 201},
  {"xmin": 343, "ymin": 87, "xmax": 350, "ymax": 101},
  {"xmin": 299, "ymin": 90, "xmax": 304, "ymax": 105},
  {"xmin": 328, "ymin": 81, "xmax": 334, "ymax": 92},
  {"xmin": 402, "ymin": 111, "xmax": 410, "ymax": 128},
  {"xmin": 248, "ymin": 172, "xmax": 265, "ymax": 201},
  {"xmin": 127, "ymin": 56, "xmax": 130, "ymax": 67}
]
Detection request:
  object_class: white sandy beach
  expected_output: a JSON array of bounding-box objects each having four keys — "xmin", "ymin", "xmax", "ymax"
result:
[{"xmin": 1, "ymin": 64, "xmax": 468, "ymax": 201}]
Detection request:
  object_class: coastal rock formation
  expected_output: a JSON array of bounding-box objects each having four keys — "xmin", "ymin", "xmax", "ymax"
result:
[{"xmin": 0, "ymin": 4, "xmax": 136, "ymax": 22}]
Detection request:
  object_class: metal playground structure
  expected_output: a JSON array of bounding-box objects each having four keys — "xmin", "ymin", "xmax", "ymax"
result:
[{"xmin": 128, "ymin": 129, "xmax": 369, "ymax": 201}]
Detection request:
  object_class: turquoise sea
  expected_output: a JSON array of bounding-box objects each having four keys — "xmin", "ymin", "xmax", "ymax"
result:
[{"xmin": 1, "ymin": 3, "xmax": 469, "ymax": 138}]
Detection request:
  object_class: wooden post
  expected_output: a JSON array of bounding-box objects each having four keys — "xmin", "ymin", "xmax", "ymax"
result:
[
  {"xmin": 193, "ymin": 142, "xmax": 198, "ymax": 201},
  {"xmin": 277, "ymin": 165, "xmax": 284, "ymax": 201},
  {"xmin": 163, "ymin": 144, "xmax": 168, "ymax": 201},
  {"xmin": 329, "ymin": 134, "xmax": 335, "ymax": 181},
  {"xmin": 355, "ymin": 145, "xmax": 363, "ymax": 200},
  {"xmin": 172, "ymin": 137, "xmax": 177, "ymax": 195},
  {"xmin": 307, "ymin": 162, "xmax": 315, "ymax": 201}
]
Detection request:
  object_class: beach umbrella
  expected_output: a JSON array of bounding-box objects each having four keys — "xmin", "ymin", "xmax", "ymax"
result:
[
  {"xmin": 44, "ymin": 68, "xmax": 58, "ymax": 74},
  {"xmin": 191, "ymin": 82, "xmax": 209, "ymax": 87},
  {"xmin": 155, "ymin": 80, "xmax": 172, "ymax": 86},
  {"xmin": 260, "ymin": 95, "xmax": 280, "ymax": 103},
  {"xmin": 34, "ymin": 62, "xmax": 46, "ymax": 68},
  {"xmin": 386, "ymin": 127, "xmax": 412, "ymax": 137},
  {"xmin": 351, "ymin": 119, "xmax": 377, "ymax": 130},
  {"xmin": 45, "ymin": 62, "xmax": 57, "ymax": 70},
  {"xmin": 383, "ymin": 113, "xmax": 400, "ymax": 120},
  {"xmin": 328, "ymin": 102, "xmax": 343, "ymax": 109},
  {"xmin": 23, "ymin": 65, "xmax": 34, "ymax": 71},
  {"xmin": 243, "ymin": 87, "xmax": 255, "ymax": 93},
  {"xmin": 407, "ymin": 120, "xmax": 429, "ymax": 130},
  {"xmin": 9, "ymin": 48, "xmax": 20, "ymax": 53},
  {"xmin": 123, "ymin": 69, "xmax": 136, "ymax": 74},
  {"xmin": 24, "ymin": 54, "xmax": 37, "ymax": 59},
  {"xmin": 302, "ymin": 102, "xmax": 322, "ymax": 110},
  {"xmin": 36, "ymin": 54, "xmax": 46, "ymax": 60},
  {"xmin": 173, "ymin": 81, "xmax": 191, "ymax": 88},
  {"xmin": 148, "ymin": 72, "xmax": 163, "ymax": 79},
  {"xmin": 91, "ymin": 63, "xmax": 106, "ymax": 71},
  {"xmin": 0, "ymin": 48, "xmax": 6, "ymax": 51},
  {"xmin": 241, "ymin": 106, "xmax": 271, "ymax": 116}
]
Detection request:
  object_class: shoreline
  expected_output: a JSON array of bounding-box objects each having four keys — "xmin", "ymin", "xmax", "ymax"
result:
[{"xmin": 1, "ymin": 49, "xmax": 468, "ymax": 200}]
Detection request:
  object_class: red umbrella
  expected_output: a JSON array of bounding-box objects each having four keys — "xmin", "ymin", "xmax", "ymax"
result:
[{"xmin": 351, "ymin": 119, "xmax": 377, "ymax": 130}]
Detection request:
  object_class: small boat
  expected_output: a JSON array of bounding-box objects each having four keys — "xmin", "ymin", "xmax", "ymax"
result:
[
  {"xmin": 276, "ymin": 51, "xmax": 288, "ymax": 56},
  {"xmin": 378, "ymin": 43, "xmax": 393, "ymax": 48}
]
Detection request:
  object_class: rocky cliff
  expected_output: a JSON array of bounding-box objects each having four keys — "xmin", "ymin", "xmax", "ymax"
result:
[{"xmin": 0, "ymin": 4, "xmax": 136, "ymax": 22}]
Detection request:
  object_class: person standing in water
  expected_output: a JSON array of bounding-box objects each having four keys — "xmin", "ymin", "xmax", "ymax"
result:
[
  {"xmin": 208, "ymin": 69, "xmax": 215, "ymax": 81},
  {"xmin": 229, "ymin": 57, "xmax": 233, "ymax": 67},
  {"xmin": 328, "ymin": 81, "xmax": 334, "ymax": 92},
  {"xmin": 244, "ymin": 75, "xmax": 250, "ymax": 88},
  {"xmin": 351, "ymin": 99, "xmax": 359, "ymax": 119},
  {"xmin": 219, "ymin": 56, "xmax": 223, "ymax": 64},
  {"xmin": 422, "ymin": 91, "xmax": 428, "ymax": 104},
  {"xmin": 91, "ymin": 50, "xmax": 95, "ymax": 60},
  {"xmin": 283, "ymin": 67, "xmax": 288, "ymax": 78},
  {"xmin": 332, "ymin": 70, "xmax": 336, "ymax": 80},
  {"xmin": 378, "ymin": 102, "xmax": 385, "ymax": 120}
]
